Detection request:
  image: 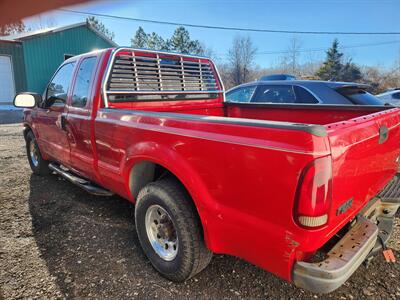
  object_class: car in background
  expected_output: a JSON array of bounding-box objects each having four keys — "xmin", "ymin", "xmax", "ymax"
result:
[
  {"xmin": 225, "ymin": 80, "xmax": 385, "ymax": 105},
  {"xmin": 376, "ymin": 88, "xmax": 400, "ymax": 106},
  {"xmin": 258, "ymin": 74, "xmax": 296, "ymax": 81}
]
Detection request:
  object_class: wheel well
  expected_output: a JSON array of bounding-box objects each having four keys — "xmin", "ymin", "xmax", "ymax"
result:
[
  {"xmin": 129, "ymin": 160, "xmax": 210, "ymax": 247},
  {"xmin": 23, "ymin": 125, "xmax": 32, "ymax": 140},
  {"xmin": 129, "ymin": 161, "xmax": 173, "ymax": 199}
]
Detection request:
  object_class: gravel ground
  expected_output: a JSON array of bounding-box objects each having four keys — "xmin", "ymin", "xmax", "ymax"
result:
[{"xmin": 0, "ymin": 123, "xmax": 399, "ymax": 299}]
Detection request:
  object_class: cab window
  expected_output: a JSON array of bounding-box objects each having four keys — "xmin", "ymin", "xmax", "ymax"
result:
[
  {"xmin": 45, "ymin": 62, "xmax": 75, "ymax": 107},
  {"xmin": 72, "ymin": 57, "xmax": 97, "ymax": 108}
]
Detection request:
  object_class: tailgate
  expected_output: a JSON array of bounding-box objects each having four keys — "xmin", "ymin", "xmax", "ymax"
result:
[{"xmin": 326, "ymin": 108, "xmax": 400, "ymax": 226}]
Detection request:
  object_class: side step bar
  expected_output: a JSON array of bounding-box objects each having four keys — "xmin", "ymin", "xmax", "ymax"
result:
[{"xmin": 48, "ymin": 163, "xmax": 113, "ymax": 196}]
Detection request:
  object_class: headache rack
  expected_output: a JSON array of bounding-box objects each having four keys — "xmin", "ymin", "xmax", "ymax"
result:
[{"xmin": 102, "ymin": 48, "xmax": 224, "ymax": 106}]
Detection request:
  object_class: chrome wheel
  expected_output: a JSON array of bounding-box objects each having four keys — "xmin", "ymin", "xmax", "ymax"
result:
[
  {"xmin": 29, "ymin": 140, "xmax": 39, "ymax": 167},
  {"xmin": 145, "ymin": 205, "xmax": 178, "ymax": 261}
]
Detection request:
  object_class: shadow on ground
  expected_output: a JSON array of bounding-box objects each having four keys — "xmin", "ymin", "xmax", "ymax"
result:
[{"xmin": 27, "ymin": 173, "xmax": 400, "ymax": 299}]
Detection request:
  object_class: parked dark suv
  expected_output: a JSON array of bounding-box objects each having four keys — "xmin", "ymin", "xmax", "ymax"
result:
[{"xmin": 225, "ymin": 80, "xmax": 384, "ymax": 105}]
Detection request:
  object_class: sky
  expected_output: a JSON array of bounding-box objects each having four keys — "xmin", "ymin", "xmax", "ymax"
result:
[{"xmin": 24, "ymin": 0, "xmax": 400, "ymax": 69}]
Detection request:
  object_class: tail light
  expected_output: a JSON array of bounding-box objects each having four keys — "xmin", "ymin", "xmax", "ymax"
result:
[{"xmin": 295, "ymin": 156, "xmax": 332, "ymax": 228}]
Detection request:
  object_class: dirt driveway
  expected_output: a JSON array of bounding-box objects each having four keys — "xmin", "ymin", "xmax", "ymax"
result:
[{"xmin": 1, "ymin": 123, "xmax": 399, "ymax": 299}]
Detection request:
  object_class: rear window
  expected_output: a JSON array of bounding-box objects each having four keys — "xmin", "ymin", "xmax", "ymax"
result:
[
  {"xmin": 336, "ymin": 87, "xmax": 383, "ymax": 105},
  {"xmin": 106, "ymin": 50, "xmax": 221, "ymax": 103}
]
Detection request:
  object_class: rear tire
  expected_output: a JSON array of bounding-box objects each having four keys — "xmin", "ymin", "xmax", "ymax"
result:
[
  {"xmin": 135, "ymin": 178, "xmax": 212, "ymax": 282},
  {"xmin": 25, "ymin": 131, "xmax": 50, "ymax": 175}
]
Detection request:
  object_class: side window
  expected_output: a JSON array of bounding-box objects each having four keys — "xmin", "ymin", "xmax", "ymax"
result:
[
  {"xmin": 46, "ymin": 62, "xmax": 75, "ymax": 107},
  {"xmin": 252, "ymin": 85, "xmax": 296, "ymax": 103},
  {"xmin": 225, "ymin": 86, "xmax": 256, "ymax": 103},
  {"xmin": 72, "ymin": 57, "xmax": 97, "ymax": 108},
  {"xmin": 294, "ymin": 86, "xmax": 319, "ymax": 104}
]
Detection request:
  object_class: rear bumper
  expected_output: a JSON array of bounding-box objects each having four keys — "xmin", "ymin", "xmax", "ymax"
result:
[
  {"xmin": 293, "ymin": 216, "xmax": 378, "ymax": 294},
  {"xmin": 293, "ymin": 175, "xmax": 400, "ymax": 294}
]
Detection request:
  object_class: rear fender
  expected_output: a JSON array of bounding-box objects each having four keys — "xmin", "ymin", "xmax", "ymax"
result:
[{"xmin": 121, "ymin": 141, "xmax": 218, "ymax": 250}]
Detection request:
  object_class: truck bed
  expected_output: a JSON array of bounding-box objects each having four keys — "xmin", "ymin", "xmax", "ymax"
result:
[{"xmin": 95, "ymin": 98, "xmax": 400, "ymax": 278}]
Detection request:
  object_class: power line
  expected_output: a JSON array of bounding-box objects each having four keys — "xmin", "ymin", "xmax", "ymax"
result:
[
  {"xmin": 205, "ymin": 40, "xmax": 400, "ymax": 58},
  {"xmin": 256, "ymin": 40, "xmax": 400, "ymax": 55},
  {"xmin": 58, "ymin": 8, "xmax": 400, "ymax": 35}
]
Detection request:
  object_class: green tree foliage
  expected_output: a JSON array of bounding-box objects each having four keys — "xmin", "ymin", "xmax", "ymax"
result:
[
  {"xmin": 167, "ymin": 26, "xmax": 203, "ymax": 54},
  {"xmin": 315, "ymin": 39, "xmax": 362, "ymax": 82},
  {"xmin": 0, "ymin": 21, "xmax": 26, "ymax": 36},
  {"xmin": 341, "ymin": 60, "xmax": 362, "ymax": 82},
  {"xmin": 130, "ymin": 26, "xmax": 203, "ymax": 55},
  {"xmin": 315, "ymin": 39, "xmax": 343, "ymax": 80},
  {"xmin": 147, "ymin": 32, "xmax": 168, "ymax": 50},
  {"xmin": 131, "ymin": 26, "xmax": 148, "ymax": 48},
  {"xmin": 86, "ymin": 16, "xmax": 115, "ymax": 41}
]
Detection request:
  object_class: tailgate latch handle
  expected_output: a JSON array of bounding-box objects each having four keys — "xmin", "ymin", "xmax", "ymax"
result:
[{"xmin": 379, "ymin": 126, "xmax": 389, "ymax": 144}]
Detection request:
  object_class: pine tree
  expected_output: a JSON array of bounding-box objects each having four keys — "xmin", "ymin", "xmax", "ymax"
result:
[
  {"xmin": 341, "ymin": 60, "xmax": 362, "ymax": 82},
  {"xmin": 315, "ymin": 39, "xmax": 343, "ymax": 81},
  {"xmin": 147, "ymin": 32, "xmax": 168, "ymax": 50},
  {"xmin": 130, "ymin": 26, "xmax": 203, "ymax": 55},
  {"xmin": 131, "ymin": 26, "xmax": 148, "ymax": 48},
  {"xmin": 315, "ymin": 39, "xmax": 363, "ymax": 82},
  {"xmin": 87, "ymin": 17, "xmax": 115, "ymax": 41},
  {"xmin": 167, "ymin": 26, "xmax": 203, "ymax": 55}
]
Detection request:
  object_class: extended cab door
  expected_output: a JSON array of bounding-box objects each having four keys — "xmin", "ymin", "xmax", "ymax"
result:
[
  {"xmin": 64, "ymin": 55, "xmax": 98, "ymax": 180},
  {"xmin": 35, "ymin": 62, "xmax": 75, "ymax": 165}
]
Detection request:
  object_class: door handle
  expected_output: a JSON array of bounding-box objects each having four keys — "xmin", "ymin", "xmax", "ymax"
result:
[{"xmin": 60, "ymin": 115, "xmax": 67, "ymax": 131}]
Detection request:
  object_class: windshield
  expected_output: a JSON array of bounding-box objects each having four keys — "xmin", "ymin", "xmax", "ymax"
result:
[{"xmin": 336, "ymin": 87, "xmax": 384, "ymax": 105}]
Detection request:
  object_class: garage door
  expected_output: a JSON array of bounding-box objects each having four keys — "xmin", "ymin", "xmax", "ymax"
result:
[{"xmin": 0, "ymin": 56, "xmax": 15, "ymax": 103}]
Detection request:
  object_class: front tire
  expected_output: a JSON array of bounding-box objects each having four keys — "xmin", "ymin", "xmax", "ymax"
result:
[
  {"xmin": 135, "ymin": 178, "xmax": 212, "ymax": 282},
  {"xmin": 25, "ymin": 131, "xmax": 50, "ymax": 175}
]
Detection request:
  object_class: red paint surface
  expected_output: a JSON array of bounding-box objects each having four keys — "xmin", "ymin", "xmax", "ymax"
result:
[{"xmin": 23, "ymin": 48, "xmax": 400, "ymax": 282}]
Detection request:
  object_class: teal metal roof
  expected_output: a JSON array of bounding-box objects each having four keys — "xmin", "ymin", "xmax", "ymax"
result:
[{"xmin": 1, "ymin": 22, "xmax": 118, "ymax": 47}]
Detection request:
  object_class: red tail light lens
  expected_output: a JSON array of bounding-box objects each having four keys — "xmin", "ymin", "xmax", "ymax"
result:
[{"xmin": 295, "ymin": 156, "xmax": 332, "ymax": 228}]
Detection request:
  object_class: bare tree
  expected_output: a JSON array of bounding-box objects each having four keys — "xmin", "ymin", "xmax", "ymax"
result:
[
  {"xmin": 227, "ymin": 35, "xmax": 257, "ymax": 86},
  {"xmin": 28, "ymin": 14, "xmax": 57, "ymax": 30},
  {"xmin": 0, "ymin": 20, "xmax": 25, "ymax": 35},
  {"xmin": 278, "ymin": 36, "xmax": 302, "ymax": 76}
]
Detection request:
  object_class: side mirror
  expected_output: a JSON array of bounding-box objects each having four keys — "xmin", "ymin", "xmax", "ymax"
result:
[{"xmin": 13, "ymin": 93, "xmax": 42, "ymax": 108}]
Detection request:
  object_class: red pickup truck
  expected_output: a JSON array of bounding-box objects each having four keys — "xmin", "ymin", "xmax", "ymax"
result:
[{"xmin": 14, "ymin": 48, "xmax": 400, "ymax": 293}]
